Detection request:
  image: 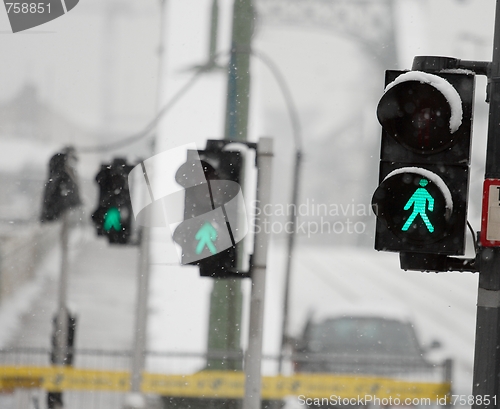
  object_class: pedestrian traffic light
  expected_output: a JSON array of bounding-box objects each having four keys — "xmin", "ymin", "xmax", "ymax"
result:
[
  {"xmin": 92, "ymin": 158, "xmax": 134, "ymax": 244},
  {"xmin": 372, "ymin": 69, "xmax": 475, "ymax": 255},
  {"xmin": 40, "ymin": 147, "xmax": 81, "ymax": 222},
  {"xmin": 172, "ymin": 142, "xmax": 246, "ymax": 277}
]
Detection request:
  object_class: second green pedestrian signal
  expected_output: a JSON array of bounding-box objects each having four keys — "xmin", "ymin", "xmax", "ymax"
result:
[
  {"xmin": 91, "ymin": 159, "xmax": 134, "ymax": 245},
  {"xmin": 172, "ymin": 142, "xmax": 247, "ymax": 278},
  {"xmin": 372, "ymin": 69, "xmax": 474, "ymax": 255}
]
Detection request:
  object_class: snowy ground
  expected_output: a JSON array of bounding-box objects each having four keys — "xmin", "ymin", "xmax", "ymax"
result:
[{"xmin": 0, "ymin": 225, "xmax": 479, "ymax": 408}]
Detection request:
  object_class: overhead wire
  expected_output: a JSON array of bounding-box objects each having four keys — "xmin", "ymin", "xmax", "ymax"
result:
[
  {"xmin": 75, "ymin": 67, "xmax": 206, "ymax": 154},
  {"xmin": 251, "ymin": 49, "xmax": 302, "ymax": 151},
  {"xmin": 74, "ymin": 49, "xmax": 303, "ymax": 155}
]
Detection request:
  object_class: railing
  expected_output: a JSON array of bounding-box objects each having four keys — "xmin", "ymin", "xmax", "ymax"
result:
[{"xmin": 0, "ymin": 347, "xmax": 452, "ymax": 409}]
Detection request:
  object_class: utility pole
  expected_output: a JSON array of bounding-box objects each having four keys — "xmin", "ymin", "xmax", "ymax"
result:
[
  {"xmin": 127, "ymin": 1, "xmax": 168, "ymax": 407},
  {"xmin": 55, "ymin": 211, "xmax": 69, "ymax": 368},
  {"xmin": 472, "ymin": 1, "xmax": 500, "ymax": 407},
  {"xmin": 243, "ymin": 138, "xmax": 273, "ymax": 409},
  {"xmin": 206, "ymin": 0, "xmax": 254, "ymax": 373},
  {"xmin": 48, "ymin": 210, "xmax": 70, "ymax": 409}
]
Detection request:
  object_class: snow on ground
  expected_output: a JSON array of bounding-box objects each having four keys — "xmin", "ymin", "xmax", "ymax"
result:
[
  {"xmin": 0, "ymin": 225, "xmax": 479, "ymax": 399},
  {"xmin": 0, "ymin": 224, "xmax": 87, "ymax": 348},
  {"xmin": 147, "ymin": 233, "xmax": 478, "ymax": 395},
  {"xmin": 264, "ymin": 242, "xmax": 478, "ymax": 395}
]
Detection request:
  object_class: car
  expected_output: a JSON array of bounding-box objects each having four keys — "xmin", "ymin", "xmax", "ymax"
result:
[{"xmin": 293, "ymin": 313, "xmax": 445, "ymax": 379}]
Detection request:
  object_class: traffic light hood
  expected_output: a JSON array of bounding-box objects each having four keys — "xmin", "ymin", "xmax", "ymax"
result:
[
  {"xmin": 381, "ymin": 166, "xmax": 453, "ymax": 213},
  {"xmin": 377, "ymin": 71, "xmax": 464, "ymax": 155},
  {"xmin": 382, "ymin": 71, "xmax": 463, "ymax": 133}
]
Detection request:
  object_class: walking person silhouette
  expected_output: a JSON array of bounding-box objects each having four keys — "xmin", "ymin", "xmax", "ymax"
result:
[{"xmin": 402, "ymin": 178, "xmax": 435, "ymax": 233}]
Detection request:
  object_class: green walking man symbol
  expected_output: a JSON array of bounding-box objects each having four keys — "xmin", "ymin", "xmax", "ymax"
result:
[{"xmin": 402, "ymin": 178, "xmax": 435, "ymax": 233}]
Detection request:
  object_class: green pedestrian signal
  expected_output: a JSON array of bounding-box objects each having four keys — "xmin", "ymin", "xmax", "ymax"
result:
[
  {"xmin": 103, "ymin": 207, "xmax": 121, "ymax": 232},
  {"xmin": 402, "ymin": 179, "xmax": 435, "ymax": 233},
  {"xmin": 91, "ymin": 158, "xmax": 134, "ymax": 245},
  {"xmin": 195, "ymin": 222, "xmax": 218, "ymax": 255},
  {"xmin": 172, "ymin": 142, "xmax": 247, "ymax": 278}
]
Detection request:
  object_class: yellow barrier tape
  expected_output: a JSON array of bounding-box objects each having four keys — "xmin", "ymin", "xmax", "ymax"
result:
[
  {"xmin": 0, "ymin": 366, "xmax": 128, "ymax": 393},
  {"xmin": 0, "ymin": 366, "xmax": 450, "ymax": 401},
  {"xmin": 143, "ymin": 371, "xmax": 450, "ymax": 401}
]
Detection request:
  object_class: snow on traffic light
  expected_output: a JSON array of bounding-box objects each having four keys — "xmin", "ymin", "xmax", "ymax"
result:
[{"xmin": 372, "ymin": 70, "xmax": 475, "ymax": 255}]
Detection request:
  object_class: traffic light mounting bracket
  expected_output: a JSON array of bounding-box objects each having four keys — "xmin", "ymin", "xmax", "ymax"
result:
[
  {"xmin": 399, "ymin": 252, "xmax": 479, "ymax": 273},
  {"xmin": 205, "ymin": 139, "xmax": 258, "ymax": 163},
  {"xmin": 412, "ymin": 56, "xmax": 490, "ymax": 77}
]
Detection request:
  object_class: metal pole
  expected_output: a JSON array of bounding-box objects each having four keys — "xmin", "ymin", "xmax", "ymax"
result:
[
  {"xmin": 130, "ymin": 226, "xmax": 151, "ymax": 396},
  {"xmin": 50, "ymin": 210, "xmax": 70, "ymax": 409},
  {"xmin": 251, "ymin": 51, "xmax": 303, "ymax": 376},
  {"xmin": 207, "ymin": 0, "xmax": 254, "ymax": 372},
  {"xmin": 243, "ymin": 137, "xmax": 274, "ymax": 409},
  {"xmin": 208, "ymin": 0, "xmax": 219, "ymax": 65},
  {"xmin": 55, "ymin": 211, "xmax": 69, "ymax": 367},
  {"xmin": 472, "ymin": 2, "xmax": 500, "ymax": 408},
  {"xmin": 127, "ymin": 0, "xmax": 168, "ymax": 404},
  {"xmin": 277, "ymin": 150, "xmax": 301, "ymax": 374}
]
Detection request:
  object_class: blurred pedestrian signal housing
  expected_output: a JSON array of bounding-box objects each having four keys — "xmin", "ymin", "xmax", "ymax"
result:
[
  {"xmin": 40, "ymin": 147, "xmax": 81, "ymax": 222},
  {"xmin": 127, "ymin": 142, "xmax": 248, "ymax": 277}
]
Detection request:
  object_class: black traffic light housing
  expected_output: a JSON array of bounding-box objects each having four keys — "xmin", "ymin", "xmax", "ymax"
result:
[
  {"xmin": 40, "ymin": 147, "xmax": 81, "ymax": 222},
  {"xmin": 172, "ymin": 140, "xmax": 246, "ymax": 278},
  {"xmin": 372, "ymin": 69, "xmax": 475, "ymax": 255},
  {"xmin": 92, "ymin": 158, "xmax": 134, "ymax": 244}
]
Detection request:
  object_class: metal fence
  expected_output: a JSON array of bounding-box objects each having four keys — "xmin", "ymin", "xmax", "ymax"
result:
[{"xmin": 0, "ymin": 347, "xmax": 452, "ymax": 409}]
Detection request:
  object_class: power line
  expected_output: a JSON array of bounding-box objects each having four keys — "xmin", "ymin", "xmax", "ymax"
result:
[
  {"xmin": 252, "ymin": 49, "xmax": 302, "ymax": 150},
  {"xmin": 76, "ymin": 68, "xmax": 205, "ymax": 154}
]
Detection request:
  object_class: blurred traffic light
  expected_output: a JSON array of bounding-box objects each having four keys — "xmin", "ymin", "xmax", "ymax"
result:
[
  {"xmin": 92, "ymin": 158, "xmax": 134, "ymax": 244},
  {"xmin": 372, "ymin": 70, "xmax": 475, "ymax": 255},
  {"xmin": 40, "ymin": 147, "xmax": 81, "ymax": 222},
  {"xmin": 173, "ymin": 143, "xmax": 245, "ymax": 278}
]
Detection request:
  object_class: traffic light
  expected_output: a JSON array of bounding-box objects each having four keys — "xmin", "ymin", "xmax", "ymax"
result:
[
  {"xmin": 372, "ymin": 70, "xmax": 475, "ymax": 255},
  {"xmin": 91, "ymin": 158, "xmax": 134, "ymax": 244},
  {"xmin": 40, "ymin": 147, "xmax": 81, "ymax": 222},
  {"xmin": 172, "ymin": 142, "xmax": 246, "ymax": 278}
]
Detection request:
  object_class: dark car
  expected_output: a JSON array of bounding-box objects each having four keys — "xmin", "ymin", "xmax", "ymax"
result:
[{"xmin": 293, "ymin": 314, "xmax": 444, "ymax": 378}]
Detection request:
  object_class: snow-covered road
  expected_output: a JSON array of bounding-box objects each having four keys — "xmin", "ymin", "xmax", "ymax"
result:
[{"xmin": 0, "ymin": 227, "xmax": 479, "ymax": 405}]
